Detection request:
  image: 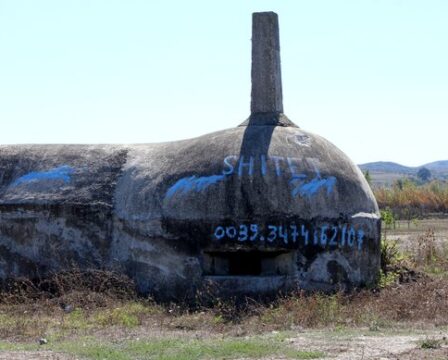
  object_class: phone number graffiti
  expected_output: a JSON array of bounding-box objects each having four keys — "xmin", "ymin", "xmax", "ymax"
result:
[{"xmin": 213, "ymin": 223, "xmax": 365, "ymax": 250}]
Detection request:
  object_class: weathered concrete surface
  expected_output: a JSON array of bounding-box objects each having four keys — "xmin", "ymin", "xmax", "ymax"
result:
[
  {"xmin": 251, "ymin": 12, "xmax": 283, "ymax": 114},
  {"xmin": 0, "ymin": 145, "xmax": 127, "ymax": 278},
  {"xmin": 0, "ymin": 12, "xmax": 380, "ymax": 301},
  {"xmin": 0, "ymin": 119, "xmax": 380, "ymax": 300}
]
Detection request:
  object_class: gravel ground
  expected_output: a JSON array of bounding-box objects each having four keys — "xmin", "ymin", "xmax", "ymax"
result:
[
  {"xmin": 289, "ymin": 329, "xmax": 448, "ymax": 360},
  {"xmin": 0, "ymin": 351, "xmax": 76, "ymax": 360},
  {"xmin": 1, "ymin": 329, "xmax": 447, "ymax": 359}
]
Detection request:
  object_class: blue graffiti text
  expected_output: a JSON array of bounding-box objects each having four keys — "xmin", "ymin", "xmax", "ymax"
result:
[{"xmin": 213, "ymin": 222, "xmax": 365, "ymax": 250}]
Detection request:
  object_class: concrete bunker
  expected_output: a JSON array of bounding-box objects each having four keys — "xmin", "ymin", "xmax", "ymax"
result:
[{"xmin": 0, "ymin": 12, "xmax": 381, "ymax": 301}]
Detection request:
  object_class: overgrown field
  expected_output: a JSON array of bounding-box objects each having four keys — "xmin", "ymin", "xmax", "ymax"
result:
[
  {"xmin": 0, "ymin": 217, "xmax": 447, "ymax": 359},
  {"xmin": 374, "ymin": 179, "xmax": 448, "ymax": 217}
]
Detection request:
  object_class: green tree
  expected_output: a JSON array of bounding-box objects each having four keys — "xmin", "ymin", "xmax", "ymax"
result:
[
  {"xmin": 363, "ymin": 170, "xmax": 372, "ymax": 186},
  {"xmin": 417, "ymin": 167, "xmax": 431, "ymax": 182},
  {"xmin": 380, "ymin": 208, "xmax": 395, "ymax": 239}
]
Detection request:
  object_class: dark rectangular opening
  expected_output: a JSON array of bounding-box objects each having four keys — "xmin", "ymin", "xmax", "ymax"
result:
[
  {"xmin": 202, "ymin": 250, "xmax": 294, "ymax": 276},
  {"xmin": 228, "ymin": 252, "xmax": 262, "ymax": 275}
]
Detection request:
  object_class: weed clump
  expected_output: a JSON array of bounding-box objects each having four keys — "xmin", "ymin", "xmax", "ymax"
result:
[
  {"xmin": 420, "ymin": 337, "xmax": 444, "ymax": 349},
  {"xmin": 0, "ymin": 269, "xmax": 137, "ymax": 306}
]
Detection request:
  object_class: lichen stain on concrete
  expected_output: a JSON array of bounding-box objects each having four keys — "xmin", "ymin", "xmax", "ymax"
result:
[{"xmin": 299, "ymin": 252, "xmax": 361, "ymax": 291}]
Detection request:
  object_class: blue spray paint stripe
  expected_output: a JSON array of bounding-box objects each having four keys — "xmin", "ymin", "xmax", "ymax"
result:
[
  {"xmin": 290, "ymin": 173, "xmax": 336, "ymax": 198},
  {"xmin": 297, "ymin": 176, "xmax": 336, "ymax": 198},
  {"xmin": 12, "ymin": 165, "xmax": 74, "ymax": 186},
  {"xmin": 165, "ymin": 174, "xmax": 226, "ymax": 199}
]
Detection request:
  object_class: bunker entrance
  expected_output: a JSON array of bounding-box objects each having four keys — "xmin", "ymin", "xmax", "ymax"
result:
[{"xmin": 202, "ymin": 250, "xmax": 296, "ymax": 276}]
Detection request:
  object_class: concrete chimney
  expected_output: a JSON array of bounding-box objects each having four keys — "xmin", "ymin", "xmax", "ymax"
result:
[{"xmin": 250, "ymin": 12, "xmax": 283, "ymax": 115}]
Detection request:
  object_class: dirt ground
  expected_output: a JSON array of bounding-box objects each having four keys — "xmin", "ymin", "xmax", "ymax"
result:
[
  {"xmin": 0, "ymin": 351, "xmax": 74, "ymax": 360},
  {"xmin": 290, "ymin": 329, "xmax": 448, "ymax": 360},
  {"xmin": 1, "ymin": 329, "xmax": 448, "ymax": 360},
  {"xmin": 387, "ymin": 218, "xmax": 448, "ymax": 251}
]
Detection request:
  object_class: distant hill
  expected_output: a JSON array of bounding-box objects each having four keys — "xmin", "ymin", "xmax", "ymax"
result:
[
  {"xmin": 423, "ymin": 160, "xmax": 448, "ymax": 172},
  {"xmin": 358, "ymin": 161, "xmax": 413, "ymax": 174},
  {"xmin": 358, "ymin": 160, "xmax": 448, "ymax": 187}
]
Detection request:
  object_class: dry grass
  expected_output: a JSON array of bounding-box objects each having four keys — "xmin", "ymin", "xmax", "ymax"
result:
[
  {"xmin": 0, "ymin": 219, "xmax": 447, "ymax": 344},
  {"xmin": 1, "ymin": 273, "xmax": 448, "ymax": 342},
  {"xmin": 374, "ymin": 180, "xmax": 448, "ymax": 216},
  {"xmin": 0, "ymin": 269, "xmax": 136, "ymax": 305}
]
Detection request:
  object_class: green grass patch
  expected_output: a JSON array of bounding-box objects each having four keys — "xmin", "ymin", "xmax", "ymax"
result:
[
  {"xmin": 0, "ymin": 342, "xmax": 39, "ymax": 351},
  {"xmin": 0, "ymin": 335, "xmax": 324, "ymax": 360},
  {"xmin": 420, "ymin": 337, "xmax": 444, "ymax": 349},
  {"xmin": 0, "ymin": 301, "xmax": 164, "ymax": 339}
]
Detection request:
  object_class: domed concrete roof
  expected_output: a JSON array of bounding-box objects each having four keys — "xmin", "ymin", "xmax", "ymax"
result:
[{"xmin": 121, "ymin": 120, "xmax": 378, "ymax": 223}]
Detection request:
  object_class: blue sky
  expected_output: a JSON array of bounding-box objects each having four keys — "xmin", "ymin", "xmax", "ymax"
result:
[{"xmin": 0, "ymin": 0, "xmax": 446, "ymax": 166}]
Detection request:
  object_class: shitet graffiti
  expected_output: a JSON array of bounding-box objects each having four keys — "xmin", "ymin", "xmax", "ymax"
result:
[{"xmin": 0, "ymin": 12, "xmax": 380, "ymax": 301}]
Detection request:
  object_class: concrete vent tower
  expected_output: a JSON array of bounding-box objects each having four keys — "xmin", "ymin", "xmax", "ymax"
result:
[
  {"xmin": 251, "ymin": 12, "xmax": 283, "ymax": 115},
  {"xmin": 0, "ymin": 12, "xmax": 380, "ymax": 300}
]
